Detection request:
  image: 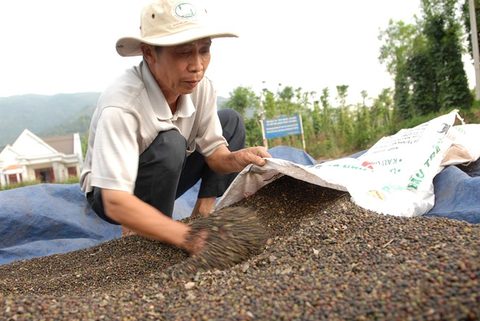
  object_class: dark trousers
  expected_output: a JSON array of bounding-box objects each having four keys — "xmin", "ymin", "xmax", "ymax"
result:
[{"xmin": 87, "ymin": 109, "xmax": 245, "ymax": 225}]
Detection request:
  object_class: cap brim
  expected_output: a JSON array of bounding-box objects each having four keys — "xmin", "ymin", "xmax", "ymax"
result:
[{"xmin": 116, "ymin": 27, "xmax": 238, "ymax": 57}]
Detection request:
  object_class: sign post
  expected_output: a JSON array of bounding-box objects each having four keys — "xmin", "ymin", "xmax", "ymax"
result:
[
  {"xmin": 261, "ymin": 113, "xmax": 306, "ymax": 150},
  {"xmin": 259, "ymin": 111, "xmax": 268, "ymax": 149}
]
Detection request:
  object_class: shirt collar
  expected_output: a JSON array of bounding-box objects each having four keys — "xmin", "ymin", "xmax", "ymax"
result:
[{"xmin": 140, "ymin": 61, "xmax": 196, "ymax": 121}]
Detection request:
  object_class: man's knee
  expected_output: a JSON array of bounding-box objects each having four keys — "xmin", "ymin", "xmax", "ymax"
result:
[
  {"xmin": 139, "ymin": 129, "xmax": 187, "ymax": 174},
  {"xmin": 134, "ymin": 130, "xmax": 188, "ymax": 216}
]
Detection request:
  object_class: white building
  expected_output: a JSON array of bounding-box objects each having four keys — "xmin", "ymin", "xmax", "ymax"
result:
[{"xmin": 0, "ymin": 129, "xmax": 83, "ymax": 187}]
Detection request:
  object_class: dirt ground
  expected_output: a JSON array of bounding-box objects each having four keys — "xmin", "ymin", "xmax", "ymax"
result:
[{"xmin": 1, "ymin": 176, "xmax": 479, "ymax": 320}]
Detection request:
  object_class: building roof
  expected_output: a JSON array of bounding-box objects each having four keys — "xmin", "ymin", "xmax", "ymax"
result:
[
  {"xmin": 4, "ymin": 164, "xmax": 21, "ymax": 170},
  {"xmin": 43, "ymin": 135, "xmax": 75, "ymax": 154},
  {"xmin": 0, "ymin": 130, "xmax": 81, "ymax": 168}
]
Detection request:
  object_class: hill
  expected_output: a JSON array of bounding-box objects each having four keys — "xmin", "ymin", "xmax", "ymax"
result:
[
  {"xmin": 0, "ymin": 93, "xmax": 229, "ymax": 148},
  {"xmin": 0, "ymin": 93, "xmax": 100, "ymax": 147}
]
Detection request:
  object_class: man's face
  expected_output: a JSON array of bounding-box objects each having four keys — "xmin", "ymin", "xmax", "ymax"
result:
[{"xmin": 149, "ymin": 38, "xmax": 212, "ymax": 99}]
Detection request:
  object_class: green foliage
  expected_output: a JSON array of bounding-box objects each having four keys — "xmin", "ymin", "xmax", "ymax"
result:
[
  {"xmin": 0, "ymin": 180, "xmax": 41, "ymax": 191},
  {"xmin": 0, "ymin": 176, "xmax": 80, "ymax": 191},
  {"xmin": 244, "ymin": 118, "xmax": 263, "ymax": 147},
  {"xmin": 224, "ymin": 83, "xmax": 479, "ymax": 160},
  {"xmin": 393, "ymin": 66, "xmax": 413, "ymax": 119},
  {"xmin": 224, "ymin": 87, "xmax": 259, "ymax": 117},
  {"xmin": 407, "ymin": 49, "xmax": 437, "ymax": 115},
  {"xmin": 437, "ymin": 25, "xmax": 473, "ymax": 110},
  {"xmin": 4, "ymin": 0, "xmax": 479, "ymax": 164},
  {"xmin": 378, "ymin": 20, "xmax": 419, "ymax": 75},
  {"xmin": 379, "ymin": 0, "xmax": 473, "ymax": 120},
  {"xmin": 423, "ymin": 8, "xmax": 472, "ymax": 111}
]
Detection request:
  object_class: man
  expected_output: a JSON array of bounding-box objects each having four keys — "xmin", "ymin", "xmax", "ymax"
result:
[{"xmin": 80, "ymin": 0, "xmax": 270, "ymax": 254}]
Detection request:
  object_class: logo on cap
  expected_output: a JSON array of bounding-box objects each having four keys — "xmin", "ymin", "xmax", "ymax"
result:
[{"xmin": 175, "ymin": 3, "xmax": 197, "ymax": 19}]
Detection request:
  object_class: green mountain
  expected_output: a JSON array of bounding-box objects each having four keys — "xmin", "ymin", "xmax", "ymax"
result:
[
  {"xmin": 0, "ymin": 93, "xmax": 100, "ymax": 147},
  {"xmin": 0, "ymin": 92, "xmax": 229, "ymax": 148}
]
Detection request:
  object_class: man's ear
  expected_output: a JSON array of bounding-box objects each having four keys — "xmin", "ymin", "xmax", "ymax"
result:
[{"xmin": 141, "ymin": 44, "xmax": 155, "ymax": 65}]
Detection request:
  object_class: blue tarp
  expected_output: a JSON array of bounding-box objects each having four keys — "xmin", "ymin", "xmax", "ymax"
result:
[
  {"xmin": 426, "ymin": 162, "xmax": 480, "ymax": 224},
  {"xmin": 172, "ymin": 146, "xmax": 316, "ymax": 221},
  {"xmin": 0, "ymin": 184, "xmax": 121, "ymax": 265},
  {"xmin": 0, "ymin": 146, "xmax": 478, "ymax": 265}
]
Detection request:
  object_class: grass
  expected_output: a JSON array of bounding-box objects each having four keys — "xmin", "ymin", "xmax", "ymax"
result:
[{"xmin": 1, "ymin": 177, "xmax": 79, "ymax": 191}]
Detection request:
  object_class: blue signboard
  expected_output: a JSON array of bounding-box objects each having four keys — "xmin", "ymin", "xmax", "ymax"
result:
[{"xmin": 263, "ymin": 114, "xmax": 302, "ymax": 139}]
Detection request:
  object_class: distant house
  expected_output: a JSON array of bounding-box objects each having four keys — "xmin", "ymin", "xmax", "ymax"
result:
[{"xmin": 0, "ymin": 129, "xmax": 83, "ymax": 187}]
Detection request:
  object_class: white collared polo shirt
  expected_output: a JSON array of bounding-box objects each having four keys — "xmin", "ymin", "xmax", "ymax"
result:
[{"xmin": 80, "ymin": 61, "xmax": 227, "ymax": 194}]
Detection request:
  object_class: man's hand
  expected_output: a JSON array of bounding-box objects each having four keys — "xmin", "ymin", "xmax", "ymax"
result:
[
  {"xmin": 230, "ymin": 146, "xmax": 271, "ymax": 170},
  {"xmin": 182, "ymin": 229, "xmax": 208, "ymax": 255},
  {"xmin": 102, "ymin": 189, "xmax": 197, "ymax": 253},
  {"xmin": 206, "ymin": 145, "xmax": 271, "ymax": 173}
]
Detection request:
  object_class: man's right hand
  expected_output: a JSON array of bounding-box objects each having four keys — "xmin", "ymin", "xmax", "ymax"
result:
[
  {"xmin": 182, "ymin": 229, "xmax": 208, "ymax": 255},
  {"xmin": 101, "ymin": 189, "xmax": 199, "ymax": 254}
]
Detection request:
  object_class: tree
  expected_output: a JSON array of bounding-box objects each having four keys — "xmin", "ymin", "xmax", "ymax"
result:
[
  {"xmin": 437, "ymin": 22, "xmax": 473, "ymax": 110},
  {"xmin": 261, "ymin": 88, "xmax": 276, "ymax": 119},
  {"xmin": 407, "ymin": 46, "xmax": 437, "ymax": 115},
  {"xmin": 379, "ymin": 20, "xmax": 419, "ymax": 119},
  {"xmin": 393, "ymin": 66, "xmax": 412, "ymax": 119},
  {"xmin": 372, "ymin": 88, "xmax": 395, "ymax": 135},
  {"xmin": 379, "ymin": 0, "xmax": 473, "ymax": 118},
  {"xmin": 422, "ymin": 0, "xmax": 472, "ymax": 110},
  {"xmin": 276, "ymin": 86, "xmax": 295, "ymax": 116},
  {"xmin": 353, "ymin": 92, "xmax": 372, "ymax": 150},
  {"xmin": 311, "ymin": 100, "xmax": 322, "ymax": 136},
  {"xmin": 224, "ymin": 87, "xmax": 259, "ymax": 118},
  {"xmin": 335, "ymin": 85, "xmax": 354, "ymax": 146},
  {"xmin": 379, "ymin": 20, "xmax": 419, "ymax": 76},
  {"xmin": 319, "ymin": 88, "xmax": 334, "ymax": 137},
  {"xmin": 224, "ymin": 87, "xmax": 261, "ymax": 147}
]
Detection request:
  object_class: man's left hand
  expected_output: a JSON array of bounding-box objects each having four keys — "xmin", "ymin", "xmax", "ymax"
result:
[
  {"xmin": 206, "ymin": 145, "xmax": 271, "ymax": 173},
  {"xmin": 230, "ymin": 146, "xmax": 271, "ymax": 170}
]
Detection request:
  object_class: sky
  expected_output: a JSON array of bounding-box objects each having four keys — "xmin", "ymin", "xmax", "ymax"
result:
[{"xmin": 0, "ymin": 0, "xmax": 475, "ymax": 104}]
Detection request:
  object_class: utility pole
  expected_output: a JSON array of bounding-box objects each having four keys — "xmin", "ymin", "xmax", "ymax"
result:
[{"xmin": 469, "ymin": 0, "xmax": 480, "ymax": 99}]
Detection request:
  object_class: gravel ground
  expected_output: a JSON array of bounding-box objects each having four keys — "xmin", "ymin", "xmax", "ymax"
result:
[{"xmin": 0, "ymin": 175, "xmax": 479, "ymax": 321}]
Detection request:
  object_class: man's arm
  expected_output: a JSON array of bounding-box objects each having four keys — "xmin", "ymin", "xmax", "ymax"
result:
[
  {"xmin": 101, "ymin": 189, "xmax": 202, "ymax": 254},
  {"xmin": 205, "ymin": 145, "xmax": 271, "ymax": 174},
  {"xmin": 100, "ymin": 145, "xmax": 270, "ymax": 253}
]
